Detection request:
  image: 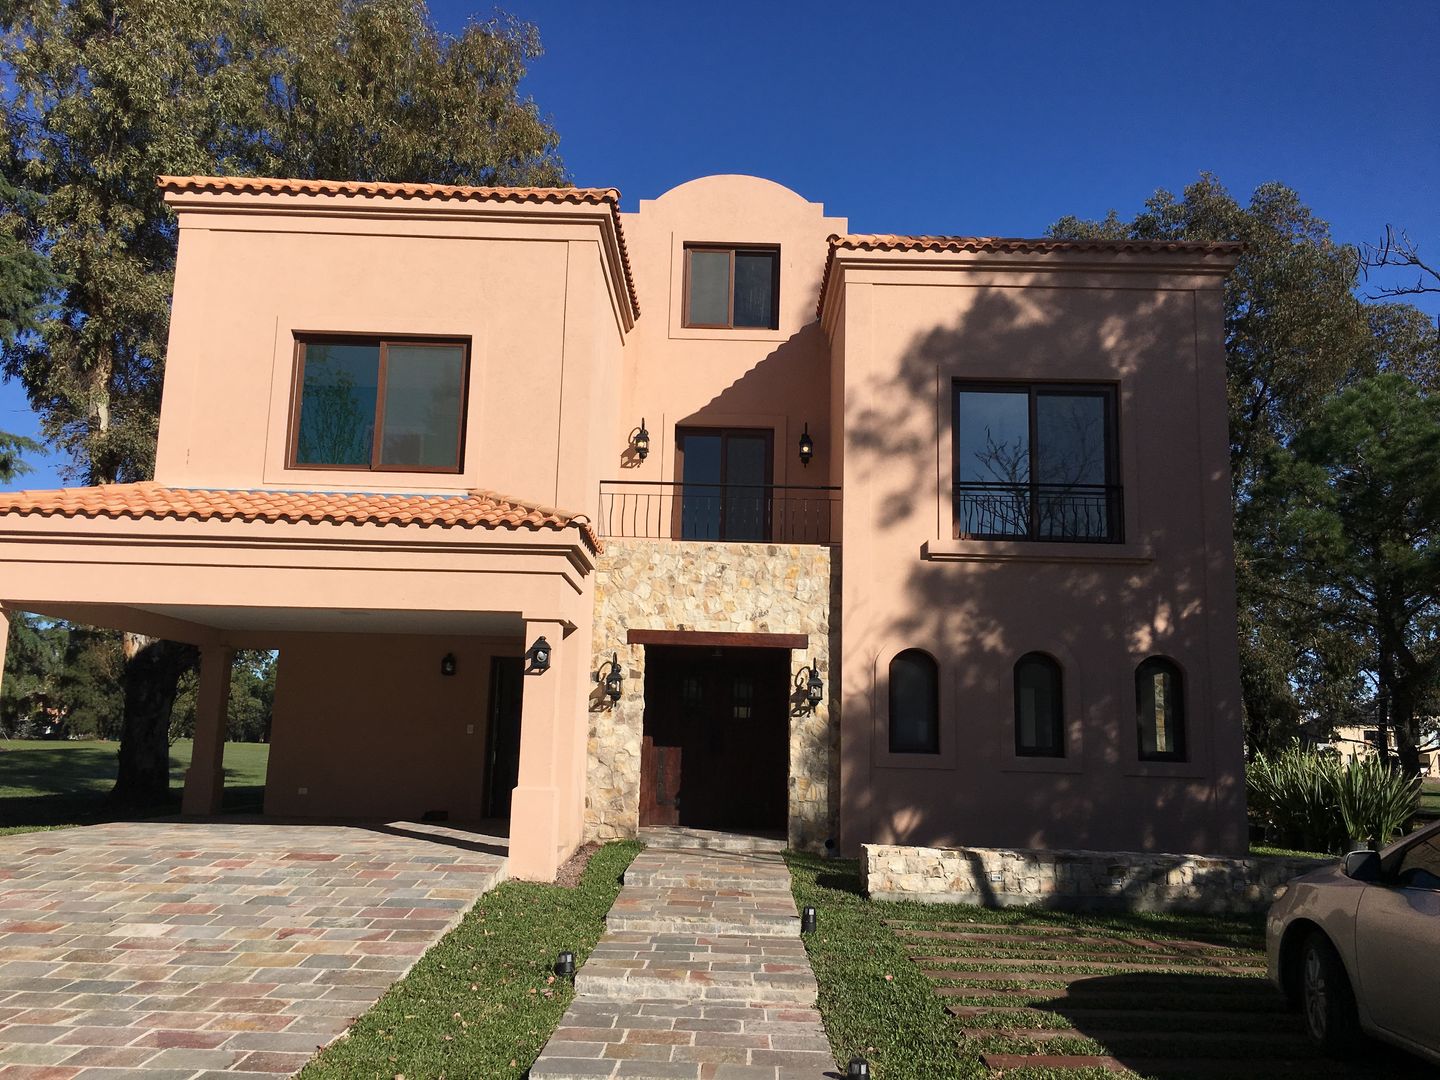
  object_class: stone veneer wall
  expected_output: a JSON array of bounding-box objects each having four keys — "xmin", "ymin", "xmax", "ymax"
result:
[
  {"xmin": 587, "ymin": 539, "xmax": 839, "ymax": 852},
  {"xmin": 861, "ymin": 844, "xmax": 1328, "ymax": 915}
]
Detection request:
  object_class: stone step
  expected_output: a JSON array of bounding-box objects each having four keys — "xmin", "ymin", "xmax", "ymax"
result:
[
  {"xmin": 605, "ymin": 886, "xmax": 802, "ymax": 938},
  {"xmin": 576, "ymin": 932, "xmax": 817, "ymax": 1004},
  {"xmin": 623, "ymin": 852, "xmax": 794, "ymax": 891},
  {"xmin": 639, "ymin": 826, "xmax": 788, "ymax": 854},
  {"xmin": 606, "ymin": 912, "xmax": 800, "ymax": 937}
]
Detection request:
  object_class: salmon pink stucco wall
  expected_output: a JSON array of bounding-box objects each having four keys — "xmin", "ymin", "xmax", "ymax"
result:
[
  {"xmin": 609, "ymin": 176, "xmax": 847, "ymax": 512},
  {"xmin": 154, "ymin": 189, "xmax": 627, "ymax": 514},
  {"xmin": 827, "ymin": 252, "xmax": 1247, "ymax": 857},
  {"xmin": 265, "ymin": 634, "xmax": 519, "ymax": 823}
]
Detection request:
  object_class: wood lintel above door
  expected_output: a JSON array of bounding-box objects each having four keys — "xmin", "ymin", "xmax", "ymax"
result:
[{"xmin": 626, "ymin": 629, "xmax": 808, "ymax": 650}]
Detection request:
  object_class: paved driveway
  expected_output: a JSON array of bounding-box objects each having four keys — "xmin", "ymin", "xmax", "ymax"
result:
[{"xmin": 0, "ymin": 819, "xmax": 506, "ymax": 1079}]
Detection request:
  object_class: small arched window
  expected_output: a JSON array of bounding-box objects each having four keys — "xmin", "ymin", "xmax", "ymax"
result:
[
  {"xmin": 1137, "ymin": 657, "xmax": 1186, "ymax": 761},
  {"xmin": 1014, "ymin": 653, "xmax": 1064, "ymax": 757},
  {"xmin": 888, "ymin": 650, "xmax": 939, "ymax": 754}
]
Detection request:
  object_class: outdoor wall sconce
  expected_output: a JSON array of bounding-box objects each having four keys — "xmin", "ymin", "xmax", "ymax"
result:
[
  {"xmin": 554, "ymin": 950, "xmax": 576, "ymax": 981},
  {"xmin": 798, "ymin": 422, "xmax": 814, "ymax": 467},
  {"xmin": 806, "ymin": 662, "xmax": 824, "ymax": 709},
  {"xmin": 801, "ymin": 905, "xmax": 817, "ymax": 933},
  {"xmin": 633, "ymin": 418, "xmax": 650, "ymax": 461},
  {"xmin": 529, "ymin": 636, "xmax": 552, "ymax": 673},
  {"xmin": 847, "ymin": 1057, "xmax": 871, "ymax": 1079},
  {"xmin": 598, "ymin": 652, "xmax": 624, "ymax": 703},
  {"xmin": 440, "ymin": 653, "xmax": 457, "ymax": 677}
]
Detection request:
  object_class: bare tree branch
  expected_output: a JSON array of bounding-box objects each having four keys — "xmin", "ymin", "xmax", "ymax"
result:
[{"xmin": 1360, "ymin": 224, "xmax": 1440, "ymax": 300}]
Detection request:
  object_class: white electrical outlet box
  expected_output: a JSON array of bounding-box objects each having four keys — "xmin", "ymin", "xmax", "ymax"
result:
[{"xmin": 298, "ymin": 786, "xmax": 308, "ymax": 796}]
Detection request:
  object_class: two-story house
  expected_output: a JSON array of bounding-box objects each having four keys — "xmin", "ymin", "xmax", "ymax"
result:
[{"xmin": 0, "ymin": 174, "xmax": 1247, "ymax": 879}]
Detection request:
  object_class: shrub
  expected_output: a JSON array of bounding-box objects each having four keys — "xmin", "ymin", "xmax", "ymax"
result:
[
  {"xmin": 1336, "ymin": 752, "xmax": 1422, "ymax": 847},
  {"xmin": 1248, "ymin": 743, "xmax": 1422, "ymax": 853}
]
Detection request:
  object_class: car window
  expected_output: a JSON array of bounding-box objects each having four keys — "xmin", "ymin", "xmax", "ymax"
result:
[{"xmin": 1393, "ymin": 835, "xmax": 1440, "ymax": 890}]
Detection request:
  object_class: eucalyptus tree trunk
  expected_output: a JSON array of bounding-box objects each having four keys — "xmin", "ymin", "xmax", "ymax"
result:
[{"xmin": 109, "ymin": 636, "xmax": 198, "ymax": 808}]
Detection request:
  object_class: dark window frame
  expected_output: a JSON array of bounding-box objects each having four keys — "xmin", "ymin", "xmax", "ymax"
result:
[
  {"xmin": 287, "ymin": 333, "xmax": 470, "ymax": 474},
  {"xmin": 888, "ymin": 649, "xmax": 941, "ymax": 755},
  {"xmin": 953, "ymin": 380, "xmax": 1122, "ymax": 543},
  {"xmin": 674, "ymin": 426, "xmax": 775, "ymax": 541},
  {"xmin": 1136, "ymin": 656, "xmax": 1187, "ymax": 762},
  {"xmin": 682, "ymin": 244, "xmax": 781, "ymax": 330},
  {"xmin": 1014, "ymin": 652, "xmax": 1065, "ymax": 758}
]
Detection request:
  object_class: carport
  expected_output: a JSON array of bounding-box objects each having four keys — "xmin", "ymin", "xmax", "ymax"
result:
[{"xmin": 0, "ymin": 482, "xmax": 599, "ymax": 881}]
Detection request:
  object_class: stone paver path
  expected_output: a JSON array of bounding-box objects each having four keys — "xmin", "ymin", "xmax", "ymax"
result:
[
  {"xmin": 531, "ymin": 827, "xmax": 837, "ymax": 1080},
  {"xmin": 0, "ymin": 818, "xmax": 506, "ymax": 1079}
]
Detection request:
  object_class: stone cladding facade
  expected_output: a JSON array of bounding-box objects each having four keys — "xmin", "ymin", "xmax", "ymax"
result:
[
  {"xmin": 862, "ymin": 843, "xmax": 1329, "ymax": 914},
  {"xmin": 586, "ymin": 539, "xmax": 839, "ymax": 852}
]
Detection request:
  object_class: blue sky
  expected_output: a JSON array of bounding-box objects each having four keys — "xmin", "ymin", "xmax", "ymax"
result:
[{"xmin": 4, "ymin": 1, "xmax": 1438, "ymax": 488}]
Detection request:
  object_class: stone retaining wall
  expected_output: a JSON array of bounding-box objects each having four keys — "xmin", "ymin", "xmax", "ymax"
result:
[
  {"xmin": 861, "ymin": 843, "xmax": 1329, "ymax": 914},
  {"xmin": 586, "ymin": 539, "xmax": 839, "ymax": 852}
]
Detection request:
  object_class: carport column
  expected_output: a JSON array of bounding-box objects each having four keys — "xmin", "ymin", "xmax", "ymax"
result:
[
  {"xmin": 182, "ymin": 644, "xmax": 234, "ymax": 816},
  {"xmin": 0, "ymin": 608, "xmax": 8, "ymax": 704},
  {"xmin": 509, "ymin": 619, "xmax": 574, "ymax": 881}
]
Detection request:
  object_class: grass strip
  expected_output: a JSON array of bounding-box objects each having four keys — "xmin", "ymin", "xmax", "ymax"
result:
[
  {"xmin": 787, "ymin": 850, "xmax": 986, "ymax": 1080},
  {"xmin": 299, "ymin": 839, "xmax": 641, "ymax": 1080}
]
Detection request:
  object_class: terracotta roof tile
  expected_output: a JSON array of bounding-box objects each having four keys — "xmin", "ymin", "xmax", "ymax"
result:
[
  {"xmin": 0, "ymin": 482, "xmax": 600, "ymax": 553},
  {"xmin": 158, "ymin": 175, "xmax": 640, "ymax": 320},
  {"xmin": 818, "ymin": 233, "xmax": 1242, "ymax": 317}
]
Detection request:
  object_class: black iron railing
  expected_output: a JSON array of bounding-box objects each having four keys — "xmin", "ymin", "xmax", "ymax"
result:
[
  {"xmin": 954, "ymin": 482, "xmax": 1124, "ymax": 543},
  {"xmin": 598, "ymin": 481, "xmax": 841, "ymax": 544}
]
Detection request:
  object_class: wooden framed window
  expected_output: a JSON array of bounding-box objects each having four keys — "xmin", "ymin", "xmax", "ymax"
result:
[
  {"xmin": 1136, "ymin": 657, "xmax": 1187, "ymax": 762},
  {"xmin": 683, "ymin": 245, "xmax": 780, "ymax": 329},
  {"xmin": 888, "ymin": 649, "xmax": 940, "ymax": 754},
  {"xmin": 288, "ymin": 335, "xmax": 469, "ymax": 473},
  {"xmin": 953, "ymin": 381, "xmax": 1121, "ymax": 542},
  {"xmin": 1015, "ymin": 653, "xmax": 1064, "ymax": 757}
]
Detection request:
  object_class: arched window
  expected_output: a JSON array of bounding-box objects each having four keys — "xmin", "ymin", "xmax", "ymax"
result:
[
  {"xmin": 1014, "ymin": 653, "xmax": 1064, "ymax": 757},
  {"xmin": 888, "ymin": 650, "xmax": 939, "ymax": 754},
  {"xmin": 1137, "ymin": 657, "xmax": 1186, "ymax": 761}
]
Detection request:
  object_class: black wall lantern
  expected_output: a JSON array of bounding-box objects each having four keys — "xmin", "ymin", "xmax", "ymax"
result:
[
  {"xmin": 798, "ymin": 422, "xmax": 814, "ymax": 467},
  {"xmin": 599, "ymin": 652, "xmax": 624, "ymax": 703},
  {"xmin": 440, "ymin": 653, "xmax": 457, "ymax": 677},
  {"xmin": 806, "ymin": 662, "xmax": 825, "ymax": 709},
  {"xmin": 634, "ymin": 418, "xmax": 650, "ymax": 461},
  {"xmin": 529, "ymin": 636, "xmax": 552, "ymax": 673}
]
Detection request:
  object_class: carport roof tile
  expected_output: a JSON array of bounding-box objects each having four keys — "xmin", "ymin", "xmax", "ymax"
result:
[{"xmin": 0, "ymin": 481, "xmax": 600, "ymax": 552}]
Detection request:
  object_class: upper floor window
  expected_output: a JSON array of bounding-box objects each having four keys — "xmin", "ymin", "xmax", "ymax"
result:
[
  {"xmin": 888, "ymin": 649, "xmax": 940, "ymax": 754},
  {"xmin": 290, "ymin": 336, "xmax": 468, "ymax": 473},
  {"xmin": 684, "ymin": 245, "xmax": 779, "ymax": 329},
  {"xmin": 1015, "ymin": 652, "xmax": 1064, "ymax": 757},
  {"xmin": 1136, "ymin": 657, "xmax": 1186, "ymax": 761},
  {"xmin": 954, "ymin": 382, "xmax": 1120, "ymax": 543}
]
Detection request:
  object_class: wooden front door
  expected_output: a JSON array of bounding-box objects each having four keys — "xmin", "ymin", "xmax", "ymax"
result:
[{"xmin": 639, "ymin": 646, "xmax": 789, "ymax": 830}]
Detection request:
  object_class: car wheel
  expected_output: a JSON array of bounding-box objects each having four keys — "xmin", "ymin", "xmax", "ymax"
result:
[{"xmin": 1300, "ymin": 930, "xmax": 1362, "ymax": 1056}]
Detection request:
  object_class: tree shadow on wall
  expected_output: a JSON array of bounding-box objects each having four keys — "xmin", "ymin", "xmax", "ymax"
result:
[{"xmin": 840, "ymin": 281, "xmax": 1245, "ymax": 854}]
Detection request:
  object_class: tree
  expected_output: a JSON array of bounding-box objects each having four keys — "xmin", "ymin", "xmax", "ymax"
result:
[
  {"xmin": 1251, "ymin": 374, "xmax": 1440, "ymax": 775},
  {"xmin": 1, "ymin": 614, "xmax": 64, "ymax": 734},
  {"xmin": 1, "ymin": 0, "xmax": 564, "ymax": 805},
  {"xmin": 169, "ymin": 650, "xmax": 276, "ymax": 744},
  {"xmin": 1360, "ymin": 226, "xmax": 1440, "ymax": 301}
]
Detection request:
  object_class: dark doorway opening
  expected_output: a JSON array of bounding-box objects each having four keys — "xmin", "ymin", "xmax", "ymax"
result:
[
  {"xmin": 484, "ymin": 656, "xmax": 523, "ymax": 819},
  {"xmin": 639, "ymin": 644, "xmax": 789, "ymax": 831}
]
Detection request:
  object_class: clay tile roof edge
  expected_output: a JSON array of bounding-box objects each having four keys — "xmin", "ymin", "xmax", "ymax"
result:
[
  {"xmin": 0, "ymin": 482, "xmax": 601, "ymax": 555},
  {"xmin": 158, "ymin": 175, "xmax": 640, "ymax": 320},
  {"xmin": 817, "ymin": 233, "xmax": 1242, "ymax": 319}
]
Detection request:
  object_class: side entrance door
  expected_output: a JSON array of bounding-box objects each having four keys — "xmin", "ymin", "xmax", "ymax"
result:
[{"xmin": 484, "ymin": 656, "xmax": 524, "ymax": 820}]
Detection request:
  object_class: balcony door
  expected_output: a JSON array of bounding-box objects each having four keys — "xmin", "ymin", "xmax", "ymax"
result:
[{"xmin": 676, "ymin": 428, "xmax": 773, "ymax": 542}]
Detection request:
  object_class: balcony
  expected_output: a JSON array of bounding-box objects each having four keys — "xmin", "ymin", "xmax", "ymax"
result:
[
  {"xmin": 954, "ymin": 482, "xmax": 1124, "ymax": 543},
  {"xmin": 598, "ymin": 481, "xmax": 840, "ymax": 545}
]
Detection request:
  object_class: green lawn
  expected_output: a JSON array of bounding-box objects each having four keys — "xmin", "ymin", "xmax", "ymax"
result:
[
  {"xmin": 1421, "ymin": 777, "xmax": 1440, "ymax": 816},
  {"xmin": 298, "ymin": 840, "xmax": 642, "ymax": 1080},
  {"xmin": 0, "ymin": 737, "xmax": 269, "ymax": 834},
  {"xmin": 789, "ymin": 852, "xmax": 1429, "ymax": 1079}
]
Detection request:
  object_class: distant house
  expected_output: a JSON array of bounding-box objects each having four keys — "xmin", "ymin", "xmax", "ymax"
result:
[
  {"xmin": 0, "ymin": 174, "xmax": 1245, "ymax": 879},
  {"xmin": 1329, "ymin": 723, "xmax": 1437, "ymax": 776}
]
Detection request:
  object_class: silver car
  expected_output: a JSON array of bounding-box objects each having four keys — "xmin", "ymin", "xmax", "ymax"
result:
[{"xmin": 1267, "ymin": 818, "xmax": 1440, "ymax": 1065}]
